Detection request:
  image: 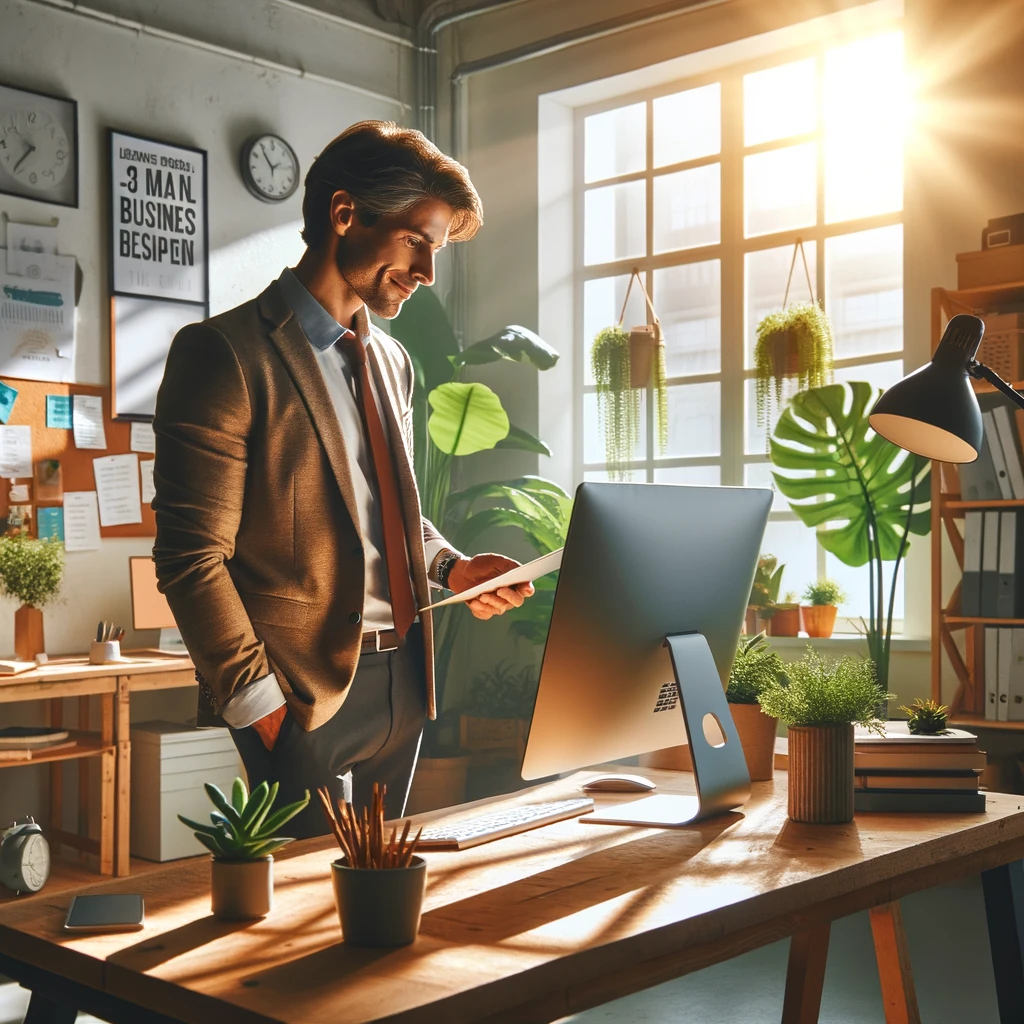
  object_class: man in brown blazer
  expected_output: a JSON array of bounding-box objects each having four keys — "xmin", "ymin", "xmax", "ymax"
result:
[{"xmin": 153, "ymin": 122, "xmax": 533, "ymax": 836}]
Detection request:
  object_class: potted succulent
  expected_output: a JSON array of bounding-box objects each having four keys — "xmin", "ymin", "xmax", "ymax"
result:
[
  {"xmin": 0, "ymin": 535, "xmax": 64, "ymax": 661},
  {"xmin": 898, "ymin": 697, "xmax": 950, "ymax": 735},
  {"xmin": 801, "ymin": 578, "xmax": 847, "ymax": 638},
  {"xmin": 726, "ymin": 632, "xmax": 786, "ymax": 781},
  {"xmin": 746, "ymin": 554, "xmax": 784, "ymax": 634},
  {"xmin": 179, "ymin": 778, "xmax": 309, "ymax": 920},
  {"xmin": 767, "ymin": 592, "xmax": 801, "ymax": 637},
  {"xmin": 758, "ymin": 648, "xmax": 893, "ymax": 823}
]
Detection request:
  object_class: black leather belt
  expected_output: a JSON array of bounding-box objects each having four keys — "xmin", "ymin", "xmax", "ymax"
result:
[{"xmin": 360, "ymin": 629, "xmax": 402, "ymax": 655}]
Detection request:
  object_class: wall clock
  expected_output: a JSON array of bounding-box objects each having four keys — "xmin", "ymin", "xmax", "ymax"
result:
[
  {"xmin": 0, "ymin": 82, "xmax": 78, "ymax": 207},
  {"xmin": 240, "ymin": 134, "xmax": 300, "ymax": 203}
]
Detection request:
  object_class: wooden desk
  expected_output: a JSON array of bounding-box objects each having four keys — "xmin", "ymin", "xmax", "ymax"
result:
[
  {"xmin": 0, "ymin": 651, "xmax": 194, "ymax": 877},
  {"xmin": 1, "ymin": 767, "xmax": 1023, "ymax": 1024}
]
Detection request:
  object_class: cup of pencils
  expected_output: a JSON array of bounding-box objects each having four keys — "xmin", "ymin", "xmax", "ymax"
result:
[
  {"xmin": 319, "ymin": 783, "xmax": 426, "ymax": 947},
  {"xmin": 90, "ymin": 621, "xmax": 125, "ymax": 664}
]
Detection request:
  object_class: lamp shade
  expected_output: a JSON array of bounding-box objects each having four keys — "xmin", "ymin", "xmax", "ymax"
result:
[{"xmin": 868, "ymin": 314, "xmax": 985, "ymax": 464}]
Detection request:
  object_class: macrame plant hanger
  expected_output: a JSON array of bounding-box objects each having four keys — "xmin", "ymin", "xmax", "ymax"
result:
[{"xmin": 619, "ymin": 268, "xmax": 663, "ymax": 389}]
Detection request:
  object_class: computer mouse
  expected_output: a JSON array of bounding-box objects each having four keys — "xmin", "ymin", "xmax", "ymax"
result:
[{"xmin": 581, "ymin": 773, "xmax": 657, "ymax": 794}]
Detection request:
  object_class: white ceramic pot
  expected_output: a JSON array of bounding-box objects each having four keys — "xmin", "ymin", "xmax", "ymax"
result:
[{"xmin": 211, "ymin": 855, "xmax": 273, "ymax": 920}]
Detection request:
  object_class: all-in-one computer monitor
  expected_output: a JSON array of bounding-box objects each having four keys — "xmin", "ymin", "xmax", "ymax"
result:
[
  {"xmin": 128, "ymin": 556, "xmax": 188, "ymax": 654},
  {"xmin": 522, "ymin": 482, "xmax": 772, "ymax": 828}
]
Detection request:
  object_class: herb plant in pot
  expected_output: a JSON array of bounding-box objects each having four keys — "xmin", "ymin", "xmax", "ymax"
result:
[
  {"xmin": 0, "ymin": 535, "xmax": 64, "ymax": 662},
  {"xmin": 768, "ymin": 592, "xmax": 801, "ymax": 637},
  {"xmin": 747, "ymin": 554, "xmax": 784, "ymax": 634},
  {"xmin": 758, "ymin": 648, "xmax": 893, "ymax": 823},
  {"xmin": 179, "ymin": 778, "xmax": 309, "ymax": 920},
  {"xmin": 801, "ymin": 579, "xmax": 847, "ymax": 638},
  {"xmin": 726, "ymin": 632, "xmax": 785, "ymax": 781}
]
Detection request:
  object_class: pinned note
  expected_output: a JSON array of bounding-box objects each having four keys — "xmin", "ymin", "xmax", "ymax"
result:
[
  {"xmin": 93, "ymin": 454, "xmax": 142, "ymax": 527},
  {"xmin": 130, "ymin": 422, "xmax": 155, "ymax": 454},
  {"xmin": 140, "ymin": 459, "xmax": 155, "ymax": 504},
  {"xmin": 0, "ymin": 425, "xmax": 31, "ymax": 478},
  {"xmin": 0, "ymin": 382, "xmax": 17, "ymax": 424},
  {"xmin": 72, "ymin": 395, "xmax": 106, "ymax": 450},
  {"xmin": 46, "ymin": 395, "xmax": 72, "ymax": 429},
  {"xmin": 37, "ymin": 506, "xmax": 64, "ymax": 542},
  {"xmin": 64, "ymin": 492, "xmax": 101, "ymax": 551}
]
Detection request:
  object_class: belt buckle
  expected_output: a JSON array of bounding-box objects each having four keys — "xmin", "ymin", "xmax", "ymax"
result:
[{"xmin": 369, "ymin": 630, "xmax": 399, "ymax": 654}]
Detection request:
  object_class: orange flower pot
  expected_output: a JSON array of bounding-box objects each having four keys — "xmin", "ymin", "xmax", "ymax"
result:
[
  {"xmin": 766, "ymin": 606, "xmax": 800, "ymax": 637},
  {"xmin": 730, "ymin": 703, "xmax": 778, "ymax": 781},
  {"xmin": 801, "ymin": 605, "xmax": 838, "ymax": 638}
]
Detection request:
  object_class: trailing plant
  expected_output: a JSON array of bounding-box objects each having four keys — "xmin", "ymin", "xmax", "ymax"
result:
[
  {"xmin": 727, "ymin": 632, "xmax": 786, "ymax": 705},
  {"xmin": 749, "ymin": 554, "xmax": 785, "ymax": 610},
  {"xmin": 469, "ymin": 660, "xmax": 538, "ymax": 719},
  {"xmin": 803, "ymin": 579, "xmax": 847, "ymax": 606},
  {"xmin": 898, "ymin": 697, "xmax": 950, "ymax": 736},
  {"xmin": 770, "ymin": 382, "xmax": 931, "ymax": 692},
  {"xmin": 591, "ymin": 325, "xmax": 640, "ymax": 479},
  {"xmin": 758, "ymin": 647, "xmax": 894, "ymax": 732},
  {"xmin": 0, "ymin": 535, "xmax": 64, "ymax": 608},
  {"xmin": 755, "ymin": 302, "xmax": 834, "ymax": 430},
  {"xmin": 178, "ymin": 778, "xmax": 309, "ymax": 861}
]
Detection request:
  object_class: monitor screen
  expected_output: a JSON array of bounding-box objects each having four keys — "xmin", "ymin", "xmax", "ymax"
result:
[{"xmin": 129, "ymin": 556, "xmax": 176, "ymax": 630}]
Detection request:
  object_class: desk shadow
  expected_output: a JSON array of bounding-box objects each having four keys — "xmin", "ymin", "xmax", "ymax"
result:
[
  {"xmin": 107, "ymin": 916, "xmax": 254, "ymax": 971},
  {"xmin": 418, "ymin": 813, "xmax": 742, "ymax": 945}
]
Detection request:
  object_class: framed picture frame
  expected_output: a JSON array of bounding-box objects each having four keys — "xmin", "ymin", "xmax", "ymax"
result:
[
  {"xmin": 109, "ymin": 128, "xmax": 208, "ymax": 306},
  {"xmin": 0, "ymin": 82, "xmax": 78, "ymax": 207}
]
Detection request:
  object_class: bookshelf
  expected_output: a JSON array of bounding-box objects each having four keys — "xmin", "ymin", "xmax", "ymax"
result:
[{"xmin": 931, "ymin": 280, "xmax": 1024, "ymax": 734}]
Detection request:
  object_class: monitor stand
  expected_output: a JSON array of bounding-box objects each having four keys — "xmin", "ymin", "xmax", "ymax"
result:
[
  {"xmin": 157, "ymin": 628, "xmax": 189, "ymax": 656},
  {"xmin": 581, "ymin": 632, "xmax": 752, "ymax": 828}
]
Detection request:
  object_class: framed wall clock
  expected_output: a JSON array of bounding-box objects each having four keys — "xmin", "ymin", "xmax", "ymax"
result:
[
  {"xmin": 240, "ymin": 134, "xmax": 300, "ymax": 203},
  {"xmin": 0, "ymin": 82, "xmax": 78, "ymax": 208}
]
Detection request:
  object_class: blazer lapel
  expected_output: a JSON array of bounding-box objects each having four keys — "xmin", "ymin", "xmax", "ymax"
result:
[{"xmin": 258, "ymin": 282, "xmax": 362, "ymax": 533}]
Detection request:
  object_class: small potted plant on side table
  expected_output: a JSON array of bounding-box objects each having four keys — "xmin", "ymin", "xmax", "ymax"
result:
[
  {"xmin": 899, "ymin": 697, "xmax": 950, "ymax": 735},
  {"xmin": 0, "ymin": 535, "xmax": 64, "ymax": 661},
  {"xmin": 179, "ymin": 778, "xmax": 309, "ymax": 920},
  {"xmin": 726, "ymin": 632, "xmax": 786, "ymax": 782},
  {"xmin": 801, "ymin": 579, "xmax": 847, "ymax": 638},
  {"xmin": 758, "ymin": 648, "xmax": 893, "ymax": 823}
]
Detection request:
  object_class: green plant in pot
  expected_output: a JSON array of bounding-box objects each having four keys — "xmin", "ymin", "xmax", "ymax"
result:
[
  {"xmin": 0, "ymin": 535, "xmax": 64, "ymax": 662},
  {"xmin": 179, "ymin": 778, "xmax": 309, "ymax": 920},
  {"xmin": 726, "ymin": 632, "xmax": 786, "ymax": 781},
  {"xmin": 460, "ymin": 660, "xmax": 537, "ymax": 757},
  {"xmin": 747, "ymin": 554, "xmax": 784, "ymax": 634},
  {"xmin": 769, "ymin": 591, "xmax": 801, "ymax": 638},
  {"xmin": 759, "ymin": 648, "xmax": 893, "ymax": 823},
  {"xmin": 801, "ymin": 578, "xmax": 847, "ymax": 639},
  {"xmin": 898, "ymin": 697, "xmax": 949, "ymax": 736},
  {"xmin": 770, "ymin": 381, "xmax": 931, "ymax": 693}
]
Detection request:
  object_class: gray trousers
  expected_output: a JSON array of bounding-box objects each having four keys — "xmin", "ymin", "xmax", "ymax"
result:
[{"xmin": 230, "ymin": 624, "xmax": 426, "ymax": 839}]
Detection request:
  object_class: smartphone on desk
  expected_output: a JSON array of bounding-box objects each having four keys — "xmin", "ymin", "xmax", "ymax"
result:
[{"xmin": 64, "ymin": 894, "xmax": 144, "ymax": 932}]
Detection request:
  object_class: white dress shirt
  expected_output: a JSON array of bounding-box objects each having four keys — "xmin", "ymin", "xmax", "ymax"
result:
[{"xmin": 220, "ymin": 268, "xmax": 452, "ymax": 729}]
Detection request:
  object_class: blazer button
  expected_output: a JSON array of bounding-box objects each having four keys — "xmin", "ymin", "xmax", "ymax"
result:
[{"xmin": 349, "ymin": 612, "xmax": 361, "ymax": 624}]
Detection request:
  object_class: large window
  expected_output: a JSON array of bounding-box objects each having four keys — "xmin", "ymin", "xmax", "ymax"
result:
[{"xmin": 577, "ymin": 29, "xmax": 905, "ymax": 624}]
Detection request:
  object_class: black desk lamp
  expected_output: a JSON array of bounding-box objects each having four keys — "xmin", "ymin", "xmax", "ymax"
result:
[{"xmin": 869, "ymin": 313, "xmax": 1024, "ymax": 464}]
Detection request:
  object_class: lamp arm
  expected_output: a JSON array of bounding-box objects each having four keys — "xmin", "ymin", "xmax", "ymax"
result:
[{"xmin": 967, "ymin": 361, "xmax": 1024, "ymax": 411}]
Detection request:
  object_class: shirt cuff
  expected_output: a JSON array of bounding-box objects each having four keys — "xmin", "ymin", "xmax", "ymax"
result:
[
  {"xmin": 424, "ymin": 539, "xmax": 460, "ymax": 590},
  {"xmin": 220, "ymin": 672, "xmax": 286, "ymax": 729}
]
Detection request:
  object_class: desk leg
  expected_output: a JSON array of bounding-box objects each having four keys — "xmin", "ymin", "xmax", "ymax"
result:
[
  {"xmin": 869, "ymin": 901, "xmax": 921, "ymax": 1024},
  {"xmin": 782, "ymin": 922, "xmax": 831, "ymax": 1023},
  {"xmin": 47, "ymin": 700, "xmax": 62, "ymax": 836},
  {"xmin": 982, "ymin": 860, "xmax": 1024, "ymax": 1024},
  {"xmin": 115, "ymin": 675, "xmax": 131, "ymax": 876},
  {"xmin": 23, "ymin": 992, "xmax": 76, "ymax": 1024},
  {"xmin": 78, "ymin": 696, "xmax": 90, "ymax": 841},
  {"xmin": 99, "ymin": 693, "xmax": 115, "ymax": 875}
]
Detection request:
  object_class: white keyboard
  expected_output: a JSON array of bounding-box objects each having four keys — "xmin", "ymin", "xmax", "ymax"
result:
[{"xmin": 416, "ymin": 797, "xmax": 595, "ymax": 850}]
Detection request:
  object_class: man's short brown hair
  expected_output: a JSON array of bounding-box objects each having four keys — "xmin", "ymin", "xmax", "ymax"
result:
[{"xmin": 301, "ymin": 121, "xmax": 483, "ymax": 248}]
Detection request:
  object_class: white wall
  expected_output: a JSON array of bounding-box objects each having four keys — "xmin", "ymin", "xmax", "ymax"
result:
[{"xmin": 0, "ymin": 0, "xmax": 408, "ymax": 829}]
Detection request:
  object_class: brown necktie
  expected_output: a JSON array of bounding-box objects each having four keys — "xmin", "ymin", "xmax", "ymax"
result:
[{"xmin": 338, "ymin": 333, "xmax": 416, "ymax": 639}]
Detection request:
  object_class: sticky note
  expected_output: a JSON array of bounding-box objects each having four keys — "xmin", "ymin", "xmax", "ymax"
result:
[
  {"xmin": 37, "ymin": 506, "xmax": 64, "ymax": 542},
  {"xmin": 46, "ymin": 395, "xmax": 73, "ymax": 429},
  {"xmin": 0, "ymin": 382, "xmax": 17, "ymax": 424}
]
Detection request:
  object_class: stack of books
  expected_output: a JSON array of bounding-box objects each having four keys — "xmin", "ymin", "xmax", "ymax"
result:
[{"xmin": 854, "ymin": 722, "xmax": 986, "ymax": 813}]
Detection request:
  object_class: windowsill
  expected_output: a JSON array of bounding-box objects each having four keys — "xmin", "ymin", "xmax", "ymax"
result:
[{"xmin": 764, "ymin": 634, "xmax": 930, "ymax": 653}]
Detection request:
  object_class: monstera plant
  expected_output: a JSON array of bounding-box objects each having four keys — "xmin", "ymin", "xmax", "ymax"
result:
[{"xmin": 770, "ymin": 381, "xmax": 930, "ymax": 691}]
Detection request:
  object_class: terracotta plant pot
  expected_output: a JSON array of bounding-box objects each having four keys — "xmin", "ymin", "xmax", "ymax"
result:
[
  {"xmin": 801, "ymin": 605, "xmax": 838, "ymax": 638},
  {"xmin": 332, "ymin": 856, "xmax": 427, "ymax": 947},
  {"xmin": 744, "ymin": 607, "xmax": 760, "ymax": 635},
  {"xmin": 628, "ymin": 327, "xmax": 662, "ymax": 388},
  {"xmin": 729, "ymin": 703, "xmax": 778, "ymax": 782},
  {"xmin": 767, "ymin": 606, "xmax": 801, "ymax": 637},
  {"xmin": 405, "ymin": 754, "xmax": 470, "ymax": 814},
  {"xmin": 14, "ymin": 604, "xmax": 44, "ymax": 662},
  {"xmin": 767, "ymin": 329, "xmax": 801, "ymax": 377},
  {"xmin": 787, "ymin": 724, "xmax": 855, "ymax": 824},
  {"xmin": 211, "ymin": 855, "xmax": 273, "ymax": 920}
]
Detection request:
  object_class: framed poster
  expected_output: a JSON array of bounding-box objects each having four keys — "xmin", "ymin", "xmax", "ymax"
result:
[
  {"xmin": 0, "ymin": 82, "xmax": 78, "ymax": 207},
  {"xmin": 109, "ymin": 129, "xmax": 208, "ymax": 306}
]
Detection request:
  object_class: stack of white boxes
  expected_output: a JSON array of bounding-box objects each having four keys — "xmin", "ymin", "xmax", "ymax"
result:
[{"xmin": 130, "ymin": 720, "xmax": 245, "ymax": 861}]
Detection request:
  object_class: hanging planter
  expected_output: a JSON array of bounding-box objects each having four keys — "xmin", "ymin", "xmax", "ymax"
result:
[
  {"xmin": 754, "ymin": 239, "xmax": 834, "ymax": 433},
  {"xmin": 591, "ymin": 269, "xmax": 667, "ymax": 479}
]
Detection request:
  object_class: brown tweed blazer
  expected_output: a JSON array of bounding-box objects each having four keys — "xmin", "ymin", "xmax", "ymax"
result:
[{"xmin": 152, "ymin": 279, "xmax": 439, "ymax": 732}]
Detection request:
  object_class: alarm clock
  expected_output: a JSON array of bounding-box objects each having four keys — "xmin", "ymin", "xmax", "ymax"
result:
[
  {"xmin": 240, "ymin": 134, "xmax": 300, "ymax": 203},
  {"xmin": 0, "ymin": 817, "xmax": 51, "ymax": 894}
]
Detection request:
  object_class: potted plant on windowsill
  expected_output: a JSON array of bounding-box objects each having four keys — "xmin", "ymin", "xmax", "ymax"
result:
[
  {"xmin": 726, "ymin": 632, "xmax": 786, "ymax": 781},
  {"xmin": 766, "ymin": 592, "xmax": 801, "ymax": 637},
  {"xmin": 459, "ymin": 660, "xmax": 537, "ymax": 758},
  {"xmin": 179, "ymin": 778, "xmax": 309, "ymax": 920},
  {"xmin": 0, "ymin": 535, "xmax": 64, "ymax": 662},
  {"xmin": 746, "ymin": 554, "xmax": 784, "ymax": 635},
  {"xmin": 801, "ymin": 578, "xmax": 847, "ymax": 638},
  {"xmin": 758, "ymin": 648, "xmax": 893, "ymax": 823}
]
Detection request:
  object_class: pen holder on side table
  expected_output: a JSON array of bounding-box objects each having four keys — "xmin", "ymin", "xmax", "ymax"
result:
[{"xmin": 89, "ymin": 640, "xmax": 121, "ymax": 664}]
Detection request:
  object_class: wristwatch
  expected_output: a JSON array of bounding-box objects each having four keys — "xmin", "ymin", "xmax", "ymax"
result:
[{"xmin": 435, "ymin": 549, "xmax": 461, "ymax": 589}]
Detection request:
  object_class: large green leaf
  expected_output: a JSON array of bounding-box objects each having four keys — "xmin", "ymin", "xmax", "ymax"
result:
[
  {"xmin": 495, "ymin": 423, "xmax": 552, "ymax": 456},
  {"xmin": 770, "ymin": 382, "xmax": 931, "ymax": 567},
  {"xmin": 387, "ymin": 286, "xmax": 459, "ymax": 392},
  {"xmin": 428, "ymin": 382, "xmax": 510, "ymax": 456},
  {"xmin": 452, "ymin": 326, "xmax": 559, "ymax": 370},
  {"xmin": 451, "ymin": 506, "xmax": 564, "ymax": 556}
]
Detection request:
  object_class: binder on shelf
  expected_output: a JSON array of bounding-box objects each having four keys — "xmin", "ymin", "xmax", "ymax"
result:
[
  {"xmin": 998, "ymin": 511, "xmax": 1023, "ymax": 618},
  {"xmin": 959, "ymin": 426, "xmax": 1003, "ymax": 501},
  {"xmin": 985, "ymin": 627, "xmax": 999, "ymax": 721},
  {"xmin": 983, "ymin": 410, "xmax": 1014, "ymax": 500},
  {"xmin": 963, "ymin": 511, "xmax": 983, "ymax": 617},
  {"xmin": 994, "ymin": 406, "xmax": 1024, "ymax": 499},
  {"xmin": 999, "ymin": 626, "xmax": 1013, "ymax": 721},
  {"xmin": 1010, "ymin": 629, "xmax": 1024, "ymax": 722},
  {"xmin": 982, "ymin": 510, "xmax": 1002, "ymax": 617}
]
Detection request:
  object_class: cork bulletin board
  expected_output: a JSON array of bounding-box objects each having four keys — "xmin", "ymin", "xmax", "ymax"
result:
[{"xmin": 0, "ymin": 377, "xmax": 155, "ymax": 538}]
